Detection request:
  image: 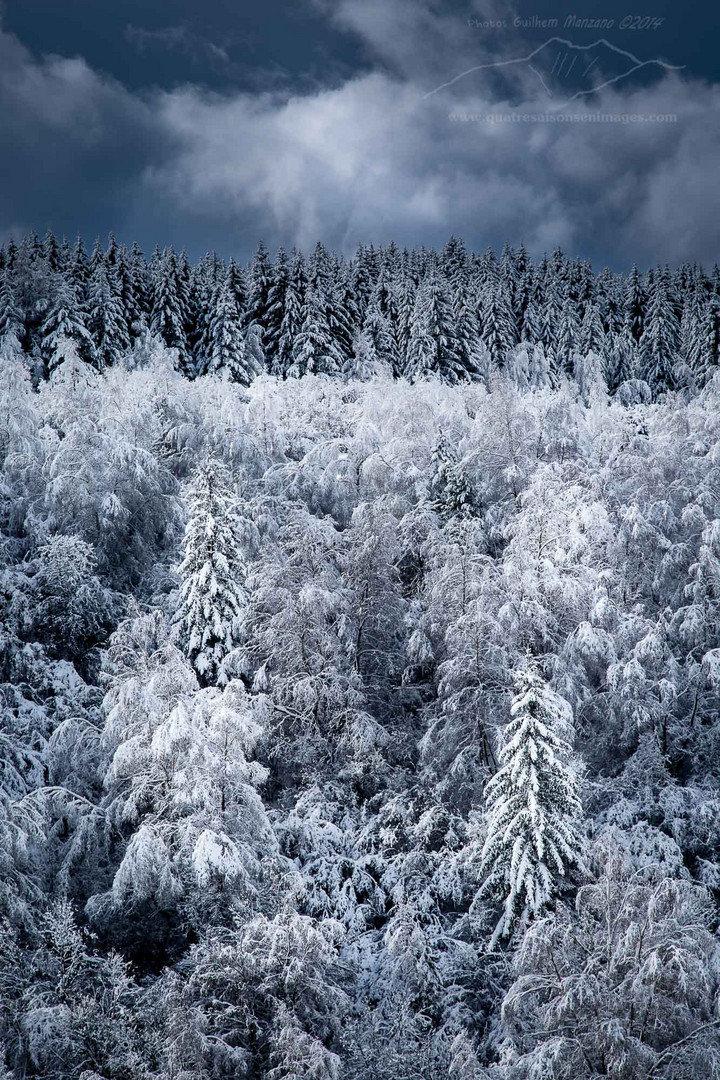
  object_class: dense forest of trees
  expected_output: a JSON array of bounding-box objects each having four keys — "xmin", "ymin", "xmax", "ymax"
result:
[
  {"xmin": 2, "ymin": 230, "xmax": 720, "ymax": 395},
  {"xmin": 0, "ymin": 231, "xmax": 720, "ymax": 1077}
]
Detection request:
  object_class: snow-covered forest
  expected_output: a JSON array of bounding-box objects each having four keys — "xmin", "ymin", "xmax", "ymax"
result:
[
  {"xmin": 1, "ymin": 230, "xmax": 720, "ymax": 1078},
  {"xmin": 2, "ymin": 231, "xmax": 719, "ymax": 393}
]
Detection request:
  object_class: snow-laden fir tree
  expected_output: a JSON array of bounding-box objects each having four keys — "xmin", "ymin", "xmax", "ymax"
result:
[
  {"xmin": 246, "ymin": 239, "xmax": 273, "ymax": 333},
  {"xmin": 476, "ymin": 662, "xmax": 584, "ymax": 944},
  {"xmin": 264, "ymin": 245, "xmax": 289, "ymax": 370},
  {"xmin": 624, "ymin": 264, "xmax": 646, "ymax": 342},
  {"xmin": 175, "ymin": 462, "xmax": 246, "ymax": 686},
  {"xmin": 427, "ymin": 434, "xmax": 475, "ymax": 524},
  {"xmin": 205, "ymin": 278, "xmax": 247, "ymax": 381},
  {"xmin": 87, "ymin": 263, "xmax": 130, "ymax": 370},
  {"xmin": 150, "ymin": 247, "xmax": 188, "ymax": 371},
  {"xmin": 244, "ymin": 321, "xmax": 266, "ymax": 381},
  {"xmin": 290, "ymin": 283, "xmax": 345, "ymax": 377},
  {"xmin": 272, "ymin": 247, "xmax": 306, "ymax": 376},
  {"xmin": 638, "ymin": 267, "xmax": 679, "ymax": 391},
  {"xmin": 41, "ymin": 277, "xmax": 94, "ymax": 373},
  {"xmin": 0, "ymin": 270, "xmax": 25, "ymax": 356},
  {"xmin": 405, "ymin": 270, "xmax": 466, "ymax": 382},
  {"xmin": 479, "ymin": 276, "xmax": 517, "ymax": 368}
]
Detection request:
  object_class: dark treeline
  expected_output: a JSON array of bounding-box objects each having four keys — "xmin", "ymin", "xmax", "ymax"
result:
[{"xmin": 1, "ymin": 229, "xmax": 718, "ymax": 394}]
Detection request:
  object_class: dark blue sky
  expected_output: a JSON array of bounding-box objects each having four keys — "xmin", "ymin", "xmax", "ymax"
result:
[
  {"xmin": 1, "ymin": 0, "xmax": 718, "ymax": 267},
  {"xmin": 3, "ymin": 0, "xmax": 372, "ymax": 92}
]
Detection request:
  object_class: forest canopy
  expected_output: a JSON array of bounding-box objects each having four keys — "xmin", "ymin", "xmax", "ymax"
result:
[{"xmin": 0, "ymin": 231, "xmax": 719, "ymax": 1078}]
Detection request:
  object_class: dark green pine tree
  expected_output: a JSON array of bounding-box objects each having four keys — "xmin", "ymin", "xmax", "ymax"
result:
[
  {"xmin": 350, "ymin": 242, "xmax": 378, "ymax": 325},
  {"xmin": 3, "ymin": 237, "xmax": 18, "ymax": 271},
  {"xmin": 290, "ymin": 282, "xmax": 345, "ymax": 377},
  {"xmin": 538, "ymin": 272, "xmax": 563, "ymax": 363},
  {"xmin": 440, "ymin": 235, "xmax": 469, "ymax": 285},
  {"xmin": 330, "ymin": 261, "xmax": 361, "ymax": 368},
  {"xmin": 129, "ymin": 241, "xmax": 151, "ymax": 323},
  {"xmin": 175, "ymin": 250, "xmax": 195, "ymax": 357},
  {"xmin": 604, "ymin": 327, "xmax": 637, "ymax": 392},
  {"xmin": 576, "ymin": 301, "xmax": 606, "ymax": 357},
  {"xmin": 69, "ymin": 236, "xmax": 91, "ymax": 303},
  {"xmin": 89, "ymin": 236, "xmax": 105, "ymax": 273},
  {"xmin": 105, "ymin": 232, "xmax": 120, "ymax": 268},
  {"xmin": 520, "ymin": 296, "xmax": 543, "ymax": 345},
  {"xmin": 685, "ymin": 294, "xmax": 719, "ymax": 386},
  {"xmin": 189, "ymin": 254, "xmax": 223, "ymax": 375},
  {"xmin": 114, "ymin": 245, "xmax": 144, "ymax": 340},
  {"xmin": 393, "ymin": 263, "xmax": 417, "ymax": 374},
  {"xmin": 567, "ymin": 258, "xmax": 593, "ymax": 307},
  {"xmin": 595, "ymin": 267, "xmax": 625, "ymax": 338},
  {"xmin": 42, "ymin": 228, "xmax": 62, "ymax": 272},
  {"xmin": 226, "ymin": 258, "xmax": 247, "ymax": 316},
  {"xmin": 510, "ymin": 242, "xmax": 532, "ymax": 328}
]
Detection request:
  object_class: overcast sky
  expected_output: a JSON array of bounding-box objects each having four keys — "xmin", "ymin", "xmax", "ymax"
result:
[{"xmin": 1, "ymin": 0, "xmax": 718, "ymax": 268}]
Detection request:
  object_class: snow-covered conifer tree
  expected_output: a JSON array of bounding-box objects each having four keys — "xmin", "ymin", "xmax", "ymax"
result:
[
  {"xmin": 87, "ymin": 263, "xmax": 130, "ymax": 370},
  {"xmin": 244, "ymin": 321, "xmax": 266, "ymax": 381},
  {"xmin": 406, "ymin": 270, "xmax": 467, "ymax": 382},
  {"xmin": 150, "ymin": 248, "xmax": 189, "ymax": 371},
  {"xmin": 476, "ymin": 662, "xmax": 584, "ymax": 943},
  {"xmin": 41, "ymin": 277, "xmax": 94, "ymax": 373},
  {"xmin": 624, "ymin": 264, "xmax": 646, "ymax": 342},
  {"xmin": 639, "ymin": 268, "xmax": 679, "ymax": 391},
  {"xmin": 246, "ymin": 239, "xmax": 273, "ymax": 333},
  {"xmin": 480, "ymin": 277, "xmax": 517, "ymax": 368},
  {"xmin": 264, "ymin": 246, "xmax": 289, "ymax": 369},
  {"xmin": 175, "ymin": 462, "xmax": 247, "ymax": 685},
  {"xmin": 206, "ymin": 278, "xmax": 248, "ymax": 382},
  {"xmin": 0, "ymin": 269, "xmax": 25, "ymax": 356},
  {"xmin": 273, "ymin": 248, "xmax": 306, "ymax": 376},
  {"xmin": 290, "ymin": 284, "xmax": 345, "ymax": 377}
]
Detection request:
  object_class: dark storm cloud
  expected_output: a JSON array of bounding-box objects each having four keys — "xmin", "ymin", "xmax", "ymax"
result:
[
  {"xmin": 1, "ymin": 0, "xmax": 720, "ymax": 267},
  {"xmin": 0, "ymin": 27, "xmax": 178, "ymax": 246}
]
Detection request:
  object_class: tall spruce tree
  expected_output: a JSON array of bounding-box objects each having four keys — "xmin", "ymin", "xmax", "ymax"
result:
[
  {"xmin": 476, "ymin": 663, "xmax": 584, "ymax": 944},
  {"xmin": 406, "ymin": 270, "xmax": 467, "ymax": 382},
  {"xmin": 273, "ymin": 248, "xmax": 306, "ymax": 377},
  {"xmin": 246, "ymin": 240, "xmax": 273, "ymax": 334},
  {"xmin": 175, "ymin": 463, "xmax": 247, "ymax": 686},
  {"xmin": 151, "ymin": 247, "xmax": 189, "ymax": 372},
  {"xmin": 206, "ymin": 278, "xmax": 248, "ymax": 382},
  {"xmin": 290, "ymin": 283, "xmax": 345, "ymax": 377},
  {"xmin": 40, "ymin": 277, "xmax": 94, "ymax": 373},
  {"xmin": 87, "ymin": 263, "xmax": 130, "ymax": 370},
  {"xmin": 639, "ymin": 267, "xmax": 679, "ymax": 391}
]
